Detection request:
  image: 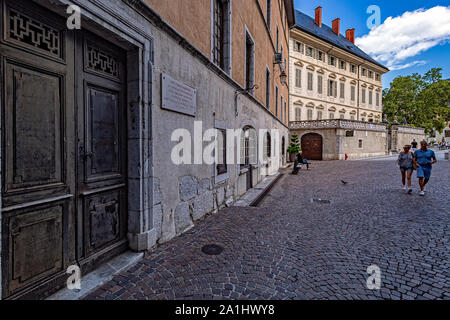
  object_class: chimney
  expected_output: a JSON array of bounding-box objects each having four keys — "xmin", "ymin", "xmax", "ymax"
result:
[
  {"xmin": 345, "ymin": 28, "xmax": 355, "ymax": 44},
  {"xmin": 332, "ymin": 18, "xmax": 340, "ymax": 35},
  {"xmin": 315, "ymin": 6, "xmax": 322, "ymax": 27}
]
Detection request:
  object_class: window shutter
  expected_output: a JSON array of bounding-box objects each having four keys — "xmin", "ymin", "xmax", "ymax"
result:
[{"xmin": 334, "ymin": 81, "xmax": 337, "ymax": 98}]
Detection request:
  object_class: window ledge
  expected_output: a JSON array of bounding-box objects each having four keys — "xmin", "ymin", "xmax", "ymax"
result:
[{"xmin": 215, "ymin": 172, "xmax": 229, "ymax": 184}]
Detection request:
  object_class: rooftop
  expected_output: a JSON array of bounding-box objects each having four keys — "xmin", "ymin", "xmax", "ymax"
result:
[{"xmin": 293, "ymin": 10, "xmax": 389, "ymax": 72}]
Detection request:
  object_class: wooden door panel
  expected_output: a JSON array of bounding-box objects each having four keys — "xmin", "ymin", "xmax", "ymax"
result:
[
  {"xmin": 76, "ymin": 31, "xmax": 128, "ymax": 263},
  {"xmin": 4, "ymin": 62, "xmax": 63, "ymax": 193},
  {"xmin": 8, "ymin": 204, "xmax": 63, "ymax": 292},
  {"xmin": 85, "ymin": 189, "xmax": 124, "ymax": 254},
  {"xmin": 1, "ymin": 0, "xmax": 76, "ymax": 299},
  {"xmin": 302, "ymin": 134, "xmax": 323, "ymax": 160},
  {"xmin": 86, "ymin": 86, "xmax": 120, "ymax": 179}
]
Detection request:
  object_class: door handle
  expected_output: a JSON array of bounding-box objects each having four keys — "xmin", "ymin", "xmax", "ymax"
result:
[{"xmin": 85, "ymin": 152, "xmax": 94, "ymax": 159}]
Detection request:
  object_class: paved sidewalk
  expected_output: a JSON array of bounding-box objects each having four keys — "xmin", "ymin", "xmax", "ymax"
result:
[{"xmin": 85, "ymin": 159, "xmax": 450, "ymax": 300}]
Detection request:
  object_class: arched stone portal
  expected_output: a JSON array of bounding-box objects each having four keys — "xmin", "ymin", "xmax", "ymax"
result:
[{"xmin": 301, "ymin": 133, "xmax": 323, "ymax": 160}]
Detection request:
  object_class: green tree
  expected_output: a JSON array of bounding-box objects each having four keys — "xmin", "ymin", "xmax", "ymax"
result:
[
  {"xmin": 383, "ymin": 67, "xmax": 450, "ymax": 133},
  {"xmin": 287, "ymin": 133, "xmax": 301, "ymax": 155}
]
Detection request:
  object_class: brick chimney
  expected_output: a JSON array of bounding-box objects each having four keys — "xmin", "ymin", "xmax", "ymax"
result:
[
  {"xmin": 315, "ymin": 6, "xmax": 322, "ymax": 27},
  {"xmin": 345, "ymin": 28, "xmax": 355, "ymax": 44},
  {"xmin": 332, "ymin": 18, "xmax": 340, "ymax": 35}
]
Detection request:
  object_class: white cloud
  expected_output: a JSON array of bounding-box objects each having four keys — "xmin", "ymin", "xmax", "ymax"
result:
[
  {"xmin": 356, "ymin": 6, "xmax": 450, "ymax": 69},
  {"xmin": 389, "ymin": 60, "xmax": 427, "ymax": 71}
]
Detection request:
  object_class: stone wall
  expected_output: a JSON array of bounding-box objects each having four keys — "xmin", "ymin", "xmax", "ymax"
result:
[
  {"xmin": 292, "ymin": 128, "xmax": 387, "ymax": 160},
  {"xmin": 149, "ymin": 5, "xmax": 289, "ymax": 245},
  {"xmin": 390, "ymin": 125, "xmax": 426, "ymax": 153}
]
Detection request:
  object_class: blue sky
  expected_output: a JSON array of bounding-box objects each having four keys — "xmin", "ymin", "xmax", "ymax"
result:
[{"xmin": 293, "ymin": 0, "xmax": 450, "ymax": 89}]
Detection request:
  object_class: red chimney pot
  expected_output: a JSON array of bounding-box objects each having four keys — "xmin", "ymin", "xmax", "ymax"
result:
[
  {"xmin": 345, "ymin": 28, "xmax": 355, "ymax": 44},
  {"xmin": 315, "ymin": 6, "xmax": 322, "ymax": 27},
  {"xmin": 332, "ymin": 18, "xmax": 340, "ymax": 35}
]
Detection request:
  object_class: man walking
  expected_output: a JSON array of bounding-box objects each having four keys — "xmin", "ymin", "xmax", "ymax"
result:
[
  {"xmin": 411, "ymin": 139, "xmax": 418, "ymax": 152},
  {"xmin": 413, "ymin": 141, "xmax": 437, "ymax": 196}
]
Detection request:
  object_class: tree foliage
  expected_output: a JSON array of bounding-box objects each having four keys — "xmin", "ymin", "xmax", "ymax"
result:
[
  {"xmin": 287, "ymin": 133, "xmax": 301, "ymax": 154},
  {"xmin": 382, "ymin": 68, "xmax": 450, "ymax": 133}
]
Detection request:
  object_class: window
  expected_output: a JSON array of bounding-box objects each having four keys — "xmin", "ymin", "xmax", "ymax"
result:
[
  {"xmin": 241, "ymin": 126, "xmax": 257, "ymax": 166},
  {"xmin": 295, "ymin": 68, "xmax": 301, "ymax": 88},
  {"xmin": 340, "ymin": 82, "xmax": 345, "ymax": 99},
  {"xmin": 284, "ymin": 101, "xmax": 287, "ymax": 122},
  {"xmin": 307, "ymin": 109, "xmax": 313, "ymax": 120},
  {"xmin": 351, "ymin": 85, "xmax": 356, "ymax": 101},
  {"xmin": 369, "ymin": 90, "xmax": 373, "ymax": 105},
  {"xmin": 307, "ymin": 72, "xmax": 313, "ymax": 91},
  {"xmin": 375, "ymin": 73, "xmax": 381, "ymax": 81},
  {"xmin": 329, "ymin": 113, "xmax": 334, "ymax": 119},
  {"xmin": 339, "ymin": 60, "xmax": 346, "ymax": 70},
  {"xmin": 340, "ymin": 114, "xmax": 345, "ymax": 119},
  {"xmin": 351, "ymin": 64, "xmax": 356, "ymax": 73},
  {"xmin": 358, "ymin": 139, "xmax": 363, "ymax": 148},
  {"xmin": 294, "ymin": 41, "xmax": 304, "ymax": 53},
  {"xmin": 266, "ymin": 0, "xmax": 271, "ymax": 30},
  {"xmin": 295, "ymin": 107, "xmax": 301, "ymax": 121},
  {"xmin": 376, "ymin": 92, "xmax": 380, "ymax": 106},
  {"xmin": 362, "ymin": 68, "xmax": 367, "ymax": 77},
  {"xmin": 213, "ymin": 0, "xmax": 225, "ymax": 68},
  {"xmin": 328, "ymin": 80, "xmax": 337, "ymax": 97},
  {"xmin": 245, "ymin": 31, "xmax": 255, "ymax": 92},
  {"xmin": 280, "ymin": 96, "xmax": 283, "ymax": 120},
  {"xmin": 368, "ymin": 70, "xmax": 373, "ymax": 79},
  {"xmin": 316, "ymin": 50, "xmax": 324, "ymax": 61},
  {"xmin": 362, "ymin": 117, "xmax": 366, "ymax": 122},
  {"xmin": 276, "ymin": 26, "xmax": 279, "ymax": 52},
  {"xmin": 318, "ymin": 75, "xmax": 323, "ymax": 94},
  {"xmin": 217, "ymin": 129, "xmax": 227, "ymax": 175},
  {"xmin": 328, "ymin": 55, "xmax": 336, "ymax": 66},
  {"xmin": 264, "ymin": 132, "xmax": 272, "ymax": 160},
  {"xmin": 306, "ymin": 46, "xmax": 314, "ymax": 57},
  {"xmin": 350, "ymin": 115, "xmax": 355, "ymax": 120},
  {"xmin": 265, "ymin": 68, "xmax": 271, "ymax": 109},
  {"xmin": 317, "ymin": 111, "xmax": 322, "ymax": 120},
  {"xmin": 275, "ymin": 86, "xmax": 278, "ymax": 116},
  {"xmin": 362, "ymin": 88, "xmax": 366, "ymax": 103}
]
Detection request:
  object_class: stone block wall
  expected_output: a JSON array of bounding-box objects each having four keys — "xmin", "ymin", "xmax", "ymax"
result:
[{"xmin": 390, "ymin": 125, "xmax": 426, "ymax": 153}]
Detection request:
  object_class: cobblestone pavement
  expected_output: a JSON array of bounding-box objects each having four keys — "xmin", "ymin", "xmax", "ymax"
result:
[{"xmin": 86, "ymin": 158, "xmax": 450, "ymax": 300}]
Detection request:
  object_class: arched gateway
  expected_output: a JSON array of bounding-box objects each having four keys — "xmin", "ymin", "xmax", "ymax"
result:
[{"xmin": 301, "ymin": 133, "xmax": 323, "ymax": 160}]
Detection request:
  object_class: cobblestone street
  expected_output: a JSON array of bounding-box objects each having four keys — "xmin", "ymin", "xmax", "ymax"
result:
[{"xmin": 86, "ymin": 156, "xmax": 450, "ymax": 300}]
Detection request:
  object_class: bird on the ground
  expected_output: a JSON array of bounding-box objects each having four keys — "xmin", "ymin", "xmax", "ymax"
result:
[{"xmin": 341, "ymin": 180, "xmax": 349, "ymax": 185}]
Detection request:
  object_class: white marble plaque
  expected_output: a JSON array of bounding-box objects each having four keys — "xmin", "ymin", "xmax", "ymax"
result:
[{"xmin": 161, "ymin": 73, "xmax": 197, "ymax": 116}]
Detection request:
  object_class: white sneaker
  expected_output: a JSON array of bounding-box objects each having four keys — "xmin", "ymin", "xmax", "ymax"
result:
[
  {"xmin": 419, "ymin": 191, "xmax": 425, "ymax": 196},
  {"xmin": 402, "ymin": 185, "xmax": 407, "ymax": 190}
]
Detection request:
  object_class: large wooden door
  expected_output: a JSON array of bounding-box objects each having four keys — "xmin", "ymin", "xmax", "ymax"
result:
[
  {"xmin": 75, "ymin": 32, "xmax": 128, "ymax": 273},
  {"xmin": 301, "ymin": 133, "xmax": 323, "ymax": 160},
  {"xmin": 1, "ymin": 0, "xmax": 128, "ymax": 299},
  {"xmin": 1, "ymin": 0, "xmax": 76, "ymax": 299}
]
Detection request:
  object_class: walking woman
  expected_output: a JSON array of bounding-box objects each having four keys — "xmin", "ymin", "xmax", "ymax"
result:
[{"xmin": 398, "ymin": 145, "xmax": 414, "ymax": 194}]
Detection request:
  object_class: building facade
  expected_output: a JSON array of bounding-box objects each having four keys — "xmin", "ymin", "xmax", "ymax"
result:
[
  {"xmin": 288, "ymin": 7, "xmax": 390, "ymax": 160},
  {"xmin": 0, "ymin": 0, "xmax": 294, "ymax": 299}
]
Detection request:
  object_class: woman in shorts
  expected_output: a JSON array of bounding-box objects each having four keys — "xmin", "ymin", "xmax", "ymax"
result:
[{"xmin": 398, "ymin": 145, "xmax": 414, "ymax": 194}]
